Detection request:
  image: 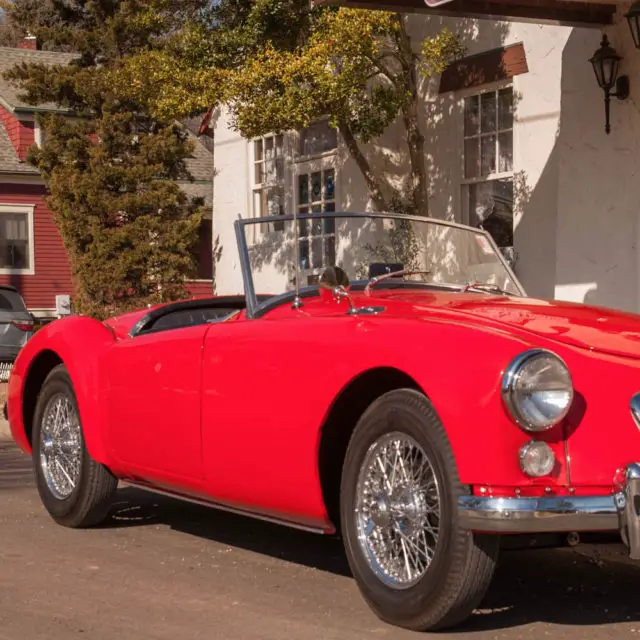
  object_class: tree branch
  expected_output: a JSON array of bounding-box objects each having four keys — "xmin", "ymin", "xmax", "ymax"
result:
[{"xmin": 393, "ymin": 14, "xmax": 429, "ymax": 216}]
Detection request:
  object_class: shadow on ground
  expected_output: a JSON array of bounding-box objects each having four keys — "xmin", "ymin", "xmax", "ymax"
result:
[
  {"xmin": 0, "ymin": 441, "xmax": 33, "ymax": 490},
  {"xmin": 3, "ymin": 443, "xmax": 639, "ymax": 633},
  {"xmin": 106, "ymin": 486, "xmax": 640, "ymax": 632}
]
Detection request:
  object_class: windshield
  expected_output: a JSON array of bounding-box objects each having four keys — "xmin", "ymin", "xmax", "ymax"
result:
[{"xmin": 237, "ymin": 213, "xmax": 523, "ymax": 313}]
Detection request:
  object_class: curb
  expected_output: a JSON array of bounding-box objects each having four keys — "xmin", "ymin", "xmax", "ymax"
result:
[{"xmin": 0, "ymin": 419, "xmax": 12, "ymax": 441}]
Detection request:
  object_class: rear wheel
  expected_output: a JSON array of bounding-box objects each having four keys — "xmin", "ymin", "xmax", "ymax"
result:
[
  {"xmin": 340, "ymin": 388, "xmax": 499, "ymax": 631},
  {"xmin": 32, "ymin": 364, "xmax": 117, "ymax": 528}
]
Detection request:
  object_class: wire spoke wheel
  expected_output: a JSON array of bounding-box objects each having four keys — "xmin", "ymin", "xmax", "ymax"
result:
[
  {"xmin": 354, "ymin": 431, "xmax": 441, "ymax": 589},
  {"xmin": 39, "ymin": 392, "xmax": 83, "ymax": 500}
]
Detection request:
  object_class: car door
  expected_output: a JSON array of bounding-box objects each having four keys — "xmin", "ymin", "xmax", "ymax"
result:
[{"xmin": 106, "ymin": 323, "xmax": 208, "ymax": 483}]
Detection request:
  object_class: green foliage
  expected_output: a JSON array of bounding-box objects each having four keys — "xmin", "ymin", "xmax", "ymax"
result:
[
  {"xmin": 2, "ymin": 0, "xmax": 209, "ymax": 319},
  {"xmin": 29, "ymin": 111, "xmax": 202, "ymax": 319}
]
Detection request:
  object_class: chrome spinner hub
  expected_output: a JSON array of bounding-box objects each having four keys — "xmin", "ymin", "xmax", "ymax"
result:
[{"xmin": 355, "ymin": 432, "xmax": 440, "ymax": 589}]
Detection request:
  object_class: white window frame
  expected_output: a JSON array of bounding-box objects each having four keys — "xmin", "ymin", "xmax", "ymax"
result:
[
  {"xmin": 293, "ymin": 155, "xmax": 338, "ymax": 283},
  {"xmin": 458, "ymin": 81, "xmax": 514, "ymax": 228},
  {"xmin": 0, "ymin": 204, "xmax": 35, "ymax": 275},
  {"xmin": 250, "ymin": 133, "xmax": 287, "ymax": 227}
]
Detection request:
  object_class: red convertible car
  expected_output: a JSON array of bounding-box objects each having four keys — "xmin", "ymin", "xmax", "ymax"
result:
[{"xmin": 5, "ymin": 212, "xmax": 640, "ymax": 632}]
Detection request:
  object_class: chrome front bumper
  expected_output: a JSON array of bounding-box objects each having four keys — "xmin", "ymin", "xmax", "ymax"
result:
[{"xmin": 458, "ymin": 463, "xmax": 640, "ymax": 560}]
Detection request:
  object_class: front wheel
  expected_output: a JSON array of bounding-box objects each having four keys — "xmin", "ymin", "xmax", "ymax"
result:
[
  {"xmin": 340, "ymin": 388, "xmax": 499, "ymax": 631},
  {"xmin": 32, "ymin": 364, "xmax": 117, "ymax": 528}
]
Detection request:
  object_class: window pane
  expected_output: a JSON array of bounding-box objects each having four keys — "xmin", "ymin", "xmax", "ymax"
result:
[
  {"xmin": 324, "ymin": 215, "xmax": 335, "ymax": 233},
  {"xmin": 0, "ymin": 213, "xmax": 29, "ymax": 269},
  {"xmin": 480, "ymin": 92, "xmax": 497, "ymax": 133},
  {"xmin": 324, "ymin": 169, "xmax": 335, "ymax": 200},
  {"xmin": 254, "ymin": 162, "xmax": 263, "ymax": 185},
  {"xmin": 312, "ymin": 218, "xmax": 322, "ymax": 236},
  {"xmin": 464, "ymin": 96, "xmax": 479, "ymax": 137},
  {"xmin": 325, "ymin": 236, "xmax": 336, "ymax": 266},
  {"xmin": 481, "ymin": 134, "xmax": 496, "ymax": 175},
  {"xmin": 312, "ymin": 237, "xmax": 323, "ymax": 268},
  {"xmin": 464, "ymin": 138, "xmax": 479, "ymax": 178},
  {"xmin": 275, "ymin": 134, "xmax": 284, "ymax": 155},
  {"xmin": 311, "ymin": 172, "xmax": 322, "ymax": 202},
  {"xmin": 498, "ymin": 88, "xmax": 513, "ymax": 130},
  {"xmin": 299, "ymin": 239, "xmax": 309, "ymax": 269},
  {"xmin": 254, "ymin": 139, "xmax": 263, "ymax": 162},
  {"xmin": 298, "ymin": 175, "xmax": 309, "ymax": 205},
  {"xmin": 498, "ymin": 131, "xmax": 513, "ymax": 173},
  {"xmin": 298, "ymin": 218, "xmax": 308, "ymax": 236}
]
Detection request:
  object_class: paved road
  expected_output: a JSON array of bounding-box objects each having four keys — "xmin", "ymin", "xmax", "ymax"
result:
[{"xmin": 1, "ymin": 442, "xmax": 640, "ymax": 640}]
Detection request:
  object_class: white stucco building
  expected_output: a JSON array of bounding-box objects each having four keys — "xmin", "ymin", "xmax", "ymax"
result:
[{"xmin": 211, "ymin": 11, "xmax": 640, "ymax": 314}]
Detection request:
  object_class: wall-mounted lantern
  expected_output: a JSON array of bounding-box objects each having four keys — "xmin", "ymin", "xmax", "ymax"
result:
[
  {"xmin": 589, "ymin": 34, "xmax": 630, "ymax": 134},
  {"xmin": 625, "ymin": 2, "xmax": 640, "ymax": 49}
]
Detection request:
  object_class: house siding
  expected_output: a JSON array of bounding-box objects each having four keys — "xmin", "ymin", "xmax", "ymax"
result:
[
  {"xmin": 0, "ymin": 105, "xmax": 34, "ymax": 161},
  {"xmin": 0, "ymin": 182, "xmax": 73, "ymax": 313}
]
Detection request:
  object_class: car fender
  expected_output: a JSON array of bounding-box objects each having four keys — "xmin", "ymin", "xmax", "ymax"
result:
[{"xmin": 7, "ymin": 315, "xmax": 116, "ymax": 465}]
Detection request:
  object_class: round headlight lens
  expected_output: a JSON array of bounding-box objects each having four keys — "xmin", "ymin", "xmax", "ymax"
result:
[
  {"xmin": 519, "ymin": 440, "xmax": 556, "ymax": 477},
  {"xmin": 502, "ymin": 349, "xmax": 573, "ymax": 431}
]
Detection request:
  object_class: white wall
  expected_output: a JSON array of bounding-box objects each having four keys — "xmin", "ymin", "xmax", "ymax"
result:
[
  {"xmin": 553, "ymin": 13, "xmax": 640, "ymax": 313},
  {"xmin": 213, "ymin": 108, "xmax": 252, "ymax": 296},
  {"xmin": 212, "ymin": 13, "xmax": 640, "ymax": 314}
]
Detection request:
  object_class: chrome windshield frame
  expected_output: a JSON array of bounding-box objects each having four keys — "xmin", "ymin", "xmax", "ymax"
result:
[{"xmin": 233, "ymin": 211, "xmax": 525, "ymax": 320}]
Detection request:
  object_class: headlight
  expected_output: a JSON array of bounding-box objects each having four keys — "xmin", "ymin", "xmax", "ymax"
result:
[{"xmin": 501, "ymin": 349, "xmax": 574, "ymax": 431}]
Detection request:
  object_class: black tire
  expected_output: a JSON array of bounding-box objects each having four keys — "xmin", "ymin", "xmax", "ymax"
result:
[
  {"xmin": 340, "ymin": 388, "xmax": 499, "ymax": 632},
  {"xmin": 32, "ymin": 364, "xmax": 117, "ymax": 528}
]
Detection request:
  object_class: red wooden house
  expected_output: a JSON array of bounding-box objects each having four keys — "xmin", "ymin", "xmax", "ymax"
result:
[{"xmin": 0, "ymin": 42, "xmax": 214, "ymax": 319}]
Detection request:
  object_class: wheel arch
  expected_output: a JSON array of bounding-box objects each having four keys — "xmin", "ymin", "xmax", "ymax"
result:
[
  {"xmin": 22, "ymin": 349, "xmax": 64, "ymax": 447},
  {"xmin": 317, "ymin": 366, "xmax": 425, "ymax": 529},
  {"xmin": 9, "ymin": 315, "xmax": 116, "ymax": 464}
]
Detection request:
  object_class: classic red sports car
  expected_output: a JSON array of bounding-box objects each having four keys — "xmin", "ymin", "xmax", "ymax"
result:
[{"xmin": 5, "ymin": 212, "xmax": 640, "ymax": 632}]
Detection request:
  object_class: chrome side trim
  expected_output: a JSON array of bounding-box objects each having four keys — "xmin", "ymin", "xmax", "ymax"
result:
[
  {"xmin": 121, "ymin": 481, "xmax": 331, "ymax": 535},
  {"xmin": 458, "ymin": 494, "xmax": 618, "ymax": 533}
]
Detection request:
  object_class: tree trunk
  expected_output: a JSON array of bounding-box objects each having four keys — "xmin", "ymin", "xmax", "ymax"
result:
[
  {"xmin": 394, "ymin": 14, "xmax": 429, "ymax": 217},
  {"xmin": 338, "ymin": 122, "xmax": 392, "ymax": 212}
]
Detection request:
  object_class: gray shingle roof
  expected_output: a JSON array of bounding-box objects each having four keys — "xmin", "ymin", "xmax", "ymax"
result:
[
  {"xmin": 0, "ymin": 46, "xmax": 78, "ymax": 113},
  {"xmin": 0, "ymin": 119, "xmax": 38, "ymax": 174},
  {"xmin": 0, "ymin": 47, "xmax": 213, "ymax": 198}
]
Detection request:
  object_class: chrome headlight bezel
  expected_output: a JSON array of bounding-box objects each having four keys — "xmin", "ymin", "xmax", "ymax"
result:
[{"xmin": 501, "ymin": 348, "xmax": 574, "ymax": 432}]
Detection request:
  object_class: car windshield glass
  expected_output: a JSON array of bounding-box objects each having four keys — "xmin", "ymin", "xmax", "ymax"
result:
[{"xmin": 238, "ymin": 213, "xmax": 522, "ymax": 310}]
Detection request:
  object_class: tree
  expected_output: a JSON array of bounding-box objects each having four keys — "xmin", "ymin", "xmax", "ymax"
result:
[
  {"xmin": 109, "ymin": 0, "xmax": 464, "ymax": 216},
  {"xmin": 2, "ymin": 0, "xmax": 212, "ymax": 318}
]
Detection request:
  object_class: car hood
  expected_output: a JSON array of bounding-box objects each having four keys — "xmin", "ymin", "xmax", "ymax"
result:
[{"xmin": 370, "ymin": 290, "xmax": 640, "ymax": 360}]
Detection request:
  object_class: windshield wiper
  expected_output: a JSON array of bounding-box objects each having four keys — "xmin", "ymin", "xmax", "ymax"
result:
[
  {"xmin": 462, "ymin": 281, "xmax": 514, "ymax": 296},
  {"xmin": 364, "ymin": 269, "xmax": 432, "ymax": 296}
]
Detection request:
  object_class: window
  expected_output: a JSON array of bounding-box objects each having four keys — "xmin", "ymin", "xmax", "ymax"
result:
[
  {"xmin": 297, "ymin": 169, "xmax": 336, "ymax": 281},
  {"xmin": 252, "ymin": 134, "xmax": 285, "ymax": 232},
  {"xmin": 461, "ymin": 86, "xmax": 514, "ymax": 249},
  {"xmin": 0, "ymin": 205, "xmax": 34, "ymax": 274}
]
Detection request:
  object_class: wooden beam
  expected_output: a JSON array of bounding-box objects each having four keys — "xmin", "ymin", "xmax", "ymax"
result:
[{"xmin": 313, "ymin": 0, "xmax": 616, "ymax": 27}]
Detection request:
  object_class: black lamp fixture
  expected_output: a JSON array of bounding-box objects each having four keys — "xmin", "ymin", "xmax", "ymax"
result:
[
  {"xmin": 589, "ymin": 34, "xmax": 630, "ymax": 134},
  {"xmin": 625, "ymin": 1, "xmax": 640, "ymax": 49}
]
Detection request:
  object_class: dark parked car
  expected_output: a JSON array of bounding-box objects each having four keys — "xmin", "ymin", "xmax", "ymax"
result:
[{"xmin": 0, "ymin": 285, "xmax": 34, "ymax": 381}]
